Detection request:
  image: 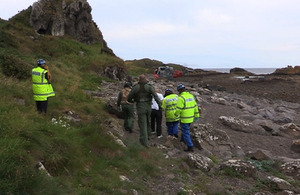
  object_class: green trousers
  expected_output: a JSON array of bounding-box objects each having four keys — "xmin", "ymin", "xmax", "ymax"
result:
[
  {"xmin": 121, "ymin": 104, "xmax": 134, "ymax": 132},
  {"xmin": 136, "ymin": 102, "xmax": 152, "ymax": 147}
]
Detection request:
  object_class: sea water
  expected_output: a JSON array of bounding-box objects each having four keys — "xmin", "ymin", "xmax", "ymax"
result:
[{"xmin": 203, "ymin": 68, "xmax": 277, "ymax": 75}]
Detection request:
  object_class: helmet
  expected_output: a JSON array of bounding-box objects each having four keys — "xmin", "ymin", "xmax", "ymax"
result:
[
  {"xmin": 165, "ymin": 88, "xmax": 173, "ymax": 94},
  {"xmin": 37, "ymin": 59, "xmax": 46, "ymax": 65},
  {"xmin": 164, "ymin": 88, "xmax": 173, "ymax": 97},
  {"xmin": 177, "ymin": 84, "xmax": 185, "ymax": 91}
]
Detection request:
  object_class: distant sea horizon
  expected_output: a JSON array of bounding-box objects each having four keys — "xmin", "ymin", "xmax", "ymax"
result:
[{"xmin": 203, "ymin": 68, "xmax": 278, "ymax": 75}]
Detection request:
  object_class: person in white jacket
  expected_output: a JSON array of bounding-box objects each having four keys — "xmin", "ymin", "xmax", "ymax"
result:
[{"xmin": 151, "ymin": 88, "xmax": 164, "ymax": 138}]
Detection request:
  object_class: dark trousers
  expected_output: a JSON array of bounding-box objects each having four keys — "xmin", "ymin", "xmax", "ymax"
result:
[
  {"xmin": 36, "ymin": 100, "xmax": 48, "ymax": 114},
  {"xmin": 151, "ymin": 109, "xmax": 162, "ymax": 136},
  {"xmin": 121, "ymin": 104, "xmax": 134, "ymax": 132}
]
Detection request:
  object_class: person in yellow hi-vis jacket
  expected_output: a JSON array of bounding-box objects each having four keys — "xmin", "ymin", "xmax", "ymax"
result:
[
  {"xmin": 175, "ymin": 84, "xmax": 200, "ymax": 152},
  {"xmin": 162, "ymin": 88, "xmax": 180, "ymax": 139},
  {"xmin": 32, "ymin": 59, "xmax": 55, "ymax": 114}
]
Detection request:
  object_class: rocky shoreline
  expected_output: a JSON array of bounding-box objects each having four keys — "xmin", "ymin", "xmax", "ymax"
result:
[{"xmin": 98, "ymin": 71, "xmax": 300, "ymax": 194}]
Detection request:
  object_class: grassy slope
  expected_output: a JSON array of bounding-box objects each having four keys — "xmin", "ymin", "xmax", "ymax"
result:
[
  {"xmin": 0, "ymin": 9, "xmax": 174, "ymax": 195},
  {"xmin": 1, "ymin": 8, "xmax": 292, "ymax": 195}
]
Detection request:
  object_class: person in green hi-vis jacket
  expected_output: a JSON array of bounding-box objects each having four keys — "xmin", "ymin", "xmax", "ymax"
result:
[{"xmin": 127, "ymin": 74, "xmax": 162, "ymax": 148}]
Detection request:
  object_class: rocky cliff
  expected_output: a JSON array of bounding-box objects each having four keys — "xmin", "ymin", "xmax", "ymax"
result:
[
  {"xmin": 30, "ymin": 0, "xmax": 113, "ymax": 55},
  {"xmin": 273, "ymin": 65, "xmax": 300, "ymax": 75}
]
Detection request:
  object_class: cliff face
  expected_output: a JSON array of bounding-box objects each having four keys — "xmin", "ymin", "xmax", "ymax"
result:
[{"xmin": 30, "ymin": 0, "xmax": 110, "ymax": 48}]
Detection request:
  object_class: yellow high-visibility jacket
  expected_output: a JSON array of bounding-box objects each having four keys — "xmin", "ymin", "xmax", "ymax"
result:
[
  {"xmin": 175, "ymin": 91, "xmax": 200, "ymax": 123},
  {"xmin": 32, "ymin": 66, "xmax": 55, "ymax": 101},
  {"xmin": 162, "ymin": 94, "xmax": 180, "ymax": 122}
]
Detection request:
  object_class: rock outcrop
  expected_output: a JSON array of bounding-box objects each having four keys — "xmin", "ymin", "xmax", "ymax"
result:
[
  {"xmin": 273, "ymin": 65, "xmax": 300, "ymax": 75},
  {"xmin": 230, "ymin": 67, "xmax": 254, "ymax": 76},
  {"xmin": 30, "ymin": 0, "xmax": 113, "ymax": 55}
]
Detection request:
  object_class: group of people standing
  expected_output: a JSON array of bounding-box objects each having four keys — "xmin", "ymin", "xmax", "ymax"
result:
[
  {"xmin": 118, "ymin": 74, "xmax": 200, "ymax": 152},
  {"xmin": 31, "ymin": 60, "xmax": 200, "ymax": 152}
]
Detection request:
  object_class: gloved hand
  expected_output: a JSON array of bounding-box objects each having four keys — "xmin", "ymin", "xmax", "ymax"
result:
[{"xmin": 195, "ymin": 117, "xmax": 200, "ymax": 122}]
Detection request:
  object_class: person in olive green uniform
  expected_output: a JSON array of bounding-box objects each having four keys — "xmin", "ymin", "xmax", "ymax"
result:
[
  {"xmin": 32, "ymin": 59, "xmax": 55, "ymax": 114},
  {"xmin": 127, "ymin": 74, "xmax": 162, "ymax": 148},
  {"xmin": 117, "ymin": 82, "xmax": 134, "ymax": 133}
]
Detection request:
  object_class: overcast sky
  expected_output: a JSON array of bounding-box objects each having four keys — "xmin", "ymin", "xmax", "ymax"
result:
[{"xmin": 1, "ymin": 0, "xmax": 300, "ymax": 69}]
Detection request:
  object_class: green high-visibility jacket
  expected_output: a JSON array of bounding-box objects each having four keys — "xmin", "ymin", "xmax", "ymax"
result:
[
  {"xmin": 162, "ymin": 94, "xmax": 180, "ymax": 122},
  {"xmin": 175, "ymin": 91, "xmax": 200, "ymax": 123},
  {"xmin": 32, "ymin": 66, "xmax": 55, "ymax": 101}
]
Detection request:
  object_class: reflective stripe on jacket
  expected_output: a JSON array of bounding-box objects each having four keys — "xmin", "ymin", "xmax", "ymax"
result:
[
  {"xmin": 175, "ymin": 91, "xmax": 200, "ymax": 123},
  {"xmin": 32, "ymin": 67, "xmax": 55, "ymax": 101},
  {"xmin": 162, "ymin": 94, "xmax": 179, "ymax": 122}
]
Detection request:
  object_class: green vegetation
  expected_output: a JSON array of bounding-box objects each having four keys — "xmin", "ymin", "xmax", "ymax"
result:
[
  {"xmin": 0, "ymin": 12, "xmax": 169, "ymax": 194},
  {"xmin": 1, "ymin": 5, "xmax": 296, "ymax": 195}
]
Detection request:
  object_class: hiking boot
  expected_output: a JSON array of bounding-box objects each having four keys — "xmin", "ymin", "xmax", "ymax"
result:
[
  {"xmin": 184, "ymin": 146, "xmax": 194, "ymax": 152},
  {"xmin": 157, "ymin": 135, "xmax": 163, "ymax": 138}
]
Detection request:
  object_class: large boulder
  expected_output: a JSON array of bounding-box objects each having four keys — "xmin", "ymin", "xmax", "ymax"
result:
[
  {"xmin": 220, "ymin": 160, "xmax": 257, "ymax": 177},
  {"xmin": 30, "ymin": 0, "xmax": 113, "ymax": 54},
  {"xmin": 192, "ymin": 123, "xmax": 234, "ymax": 159},
  {"xmin": 219, "ymin": 116, "xmax": 267, "ymax": 135},
  {"xmin": 186, "ymin": 153, "xmax": 214, "ymax": 172}
]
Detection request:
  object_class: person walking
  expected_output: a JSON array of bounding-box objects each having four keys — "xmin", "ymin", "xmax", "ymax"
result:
[
  {"xmin": 127, "ymin": 74, "xmax": 162, "ymax": 148},
  {"xmin": 162, "ymin": 88, "xmax": 180, "ymax": 139},
  {"xmin": 175, "ymin": 84, "xmax": 200, "ymax": 152},
  {"xmin": 151, "ymin": 88, "xmax": 164, "ymax": 138},
  {"xmin": 117, "ymin": 82, "xmax": 134, "ymax": 133},
  {"xmin": 32, "ymin": 59, "xmax": 55, "ymax": 114}
]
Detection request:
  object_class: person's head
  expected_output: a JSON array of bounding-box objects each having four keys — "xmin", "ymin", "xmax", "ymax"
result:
[
  {"xmin": 37, "ymin": 59, "xmax": 46, "ymax": 67},
  {"xmin": 124, "ymin": 81, "xmax": 132, "ymax": 88},
  {"xmin": 164, "ymin": 88, "xmax": 173, "ymax": 97},
  {"xmin": 177, "ymin": 83, "xmax": 186, "ymax": 93},
  {"xmin": 139, "ymin": 74, "xmax": 148, "ymax": 82}
]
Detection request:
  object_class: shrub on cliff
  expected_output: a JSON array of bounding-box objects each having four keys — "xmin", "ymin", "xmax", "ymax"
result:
[{"xmin": 0, "ymin": 54, "xmax": 32, "ymax": 80}]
